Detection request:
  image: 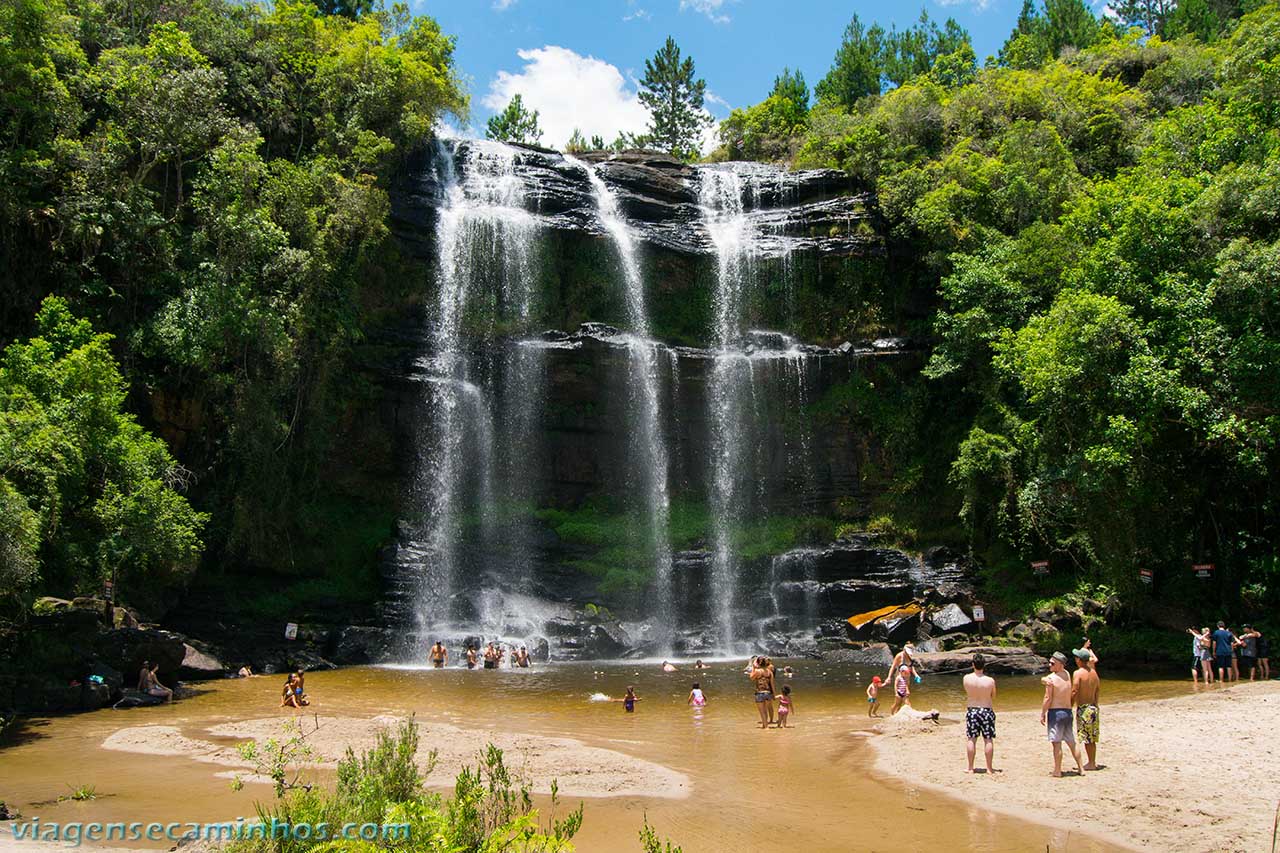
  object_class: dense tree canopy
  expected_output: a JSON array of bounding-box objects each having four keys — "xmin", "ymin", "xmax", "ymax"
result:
[
  {"xmin": 0, "ymin": 0, "xmax": 466, "ymax": 608},
  {"xmin": 722, "ymin": 1, "xmax": 1277, "ymax": 608}
]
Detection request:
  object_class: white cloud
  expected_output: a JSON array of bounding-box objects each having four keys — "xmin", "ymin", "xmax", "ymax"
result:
[
  {"xmin": 935, "ymin": 0, "xmax": 993, "ymax": 9},
  {"xmin": 483, "ymin": 47, "xmax": 651, "ymax": 149},
  {"xmin": 704, "ymin": 90, "xmax": 730, "ymax": 112},
  {"xmin": 679, "ymin": 0, "xmax": 731, "ymax": 24},
  {"xmin": 493, "ymin": 0, "xmax": 517, "ymax": 10},
  {"xmin": 623, "ymin": 7, "xmax": 651, "ymax": 22}
]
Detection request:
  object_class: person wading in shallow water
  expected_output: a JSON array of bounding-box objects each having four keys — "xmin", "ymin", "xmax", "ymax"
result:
[
  {"xmin": 429, "ymin": 640, "xmax": 447, "ymax": 669},
  {"xmin": 1041, "ymin": 652, "xmax": 1083, "ymax": 777},
  {"xmin": 1072, "ymin": 648, "xmax": 1101, "ymax": 770},
  {"xmin": 465, "ymin": 646, "xmax": 478, "ymax": 670},
  {"xmin": 748, "ymin": 656, "xmax": 775, "ymax": 729}
]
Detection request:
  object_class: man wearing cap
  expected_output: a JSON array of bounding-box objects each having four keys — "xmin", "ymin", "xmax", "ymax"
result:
[
  {"xmin": 1238, "ymin": 625, "xmax": 1260, "ymax": 680},
  {"xmin": 1040, "ymin": 652, "xmax": 1083, "ymax": 777},
  {"xmin": 1072, "ymin": 647, "xmax": 1101, "ymax": 770}
]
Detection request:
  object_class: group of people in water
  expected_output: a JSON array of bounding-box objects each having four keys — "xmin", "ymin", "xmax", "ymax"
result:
[
  {"xmin": 1187, "ymin": 622, "xmax": 1269, "ymax": 683},
  {"xmin": 428, "ymin": 640, "xmax": 532, "ymax": 669}
]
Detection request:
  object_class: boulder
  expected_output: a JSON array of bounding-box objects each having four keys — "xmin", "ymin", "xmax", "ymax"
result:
[
  {"xmin": 93, "ymin": 628, "xmax": 187, "ymax": 682},
  {"xmin": 928, "ymin": 603, "xmax": 974, "ymax": 634},
  {"xmin": 912, "ymin": 645, "xmax": 1047, "ymax": 675},
  {"xmin": 1008, "ymin": 619, "xmax": 1058, "ymax": 645},
  {"xmin": 328, "ymin": 626, "xmax": 395, "ymax": 665},
  {"xmin": 820, "ymin": 642, "xmax": 893, "ymax": 666},
  {"xmin": 87, "ymin": 662, "xmax": 124, "ymax": 695},
  {"xmin": 80, "ymin": 680, "xmax": 111, "ymax": 711},
  {"xmin": 530, "ymin": 637, "xmax": 551, "ymax": 663},
  {"xmin": 846, "ymin": 602, "xmax": 920, "ymax": 639},
  {"xmin": 178, "ymin": 643, "xmax": 227, "ymax": 680},
  {"xmin": 874, "ymin": 611, "xmax": 921, "ymax": 645}
]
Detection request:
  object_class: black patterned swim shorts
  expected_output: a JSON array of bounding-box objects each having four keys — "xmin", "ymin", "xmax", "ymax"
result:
[{"xmin": 965, "ymin": 706, "xmax": 996, "ymax": 740}]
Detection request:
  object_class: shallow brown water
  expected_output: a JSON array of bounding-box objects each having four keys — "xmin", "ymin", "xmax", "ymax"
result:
[{"xmin": 0, "ymin": 661, "xmax": 1193, "ymax": 852}]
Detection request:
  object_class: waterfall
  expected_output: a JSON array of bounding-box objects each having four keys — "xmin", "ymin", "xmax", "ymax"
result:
[
  {"xmin": 573, "ymin": 157, "xmax": 675, "ymax": 639},
  {"xmin": 411, "ymin": 138, "xmax": 543, "ymax": 638},
  {"xmin": 698, "ymin": 165, "xmax": 757, "ymax": 651}
]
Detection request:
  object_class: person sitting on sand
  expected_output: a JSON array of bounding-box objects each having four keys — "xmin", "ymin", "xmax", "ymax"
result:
[
  {"xmin": 1072, "ymin": 648, "xmax": 1101, "ymax": 770},
  {"xmin": 867, "ymin": 676, "xmax": 882, "ymax": 717},
  {"xmin": 662, "ymin": 660, "xmax": 678, "ymax": 672},
  {"xmin": 775, "ymin": 685, "xmax": 795, "ymax": 728},
  {"xmin": 429, "ymin": 640, "xmax": 448, "ymax": 669},
  {"xmin": 1041, "ymin": 652, "xmax": 1083, "ymax": 777},
  {"xmin": 890, "ymin": 665, "xmax": 911, "ymax": 716},
  {"xmin": 688, "ymin": 682, "xmax": 707, "ymax": 707},
  {"xmin": 963, "ymin": 653, "xmax": 997, "ymax": 774},
  {"xmin": 749, "ymin": 657, "xmax": 775, "ymax": 728},
  {"xmin": 146, "ymin": 662, "xmax": 173, "ymax": 703}
]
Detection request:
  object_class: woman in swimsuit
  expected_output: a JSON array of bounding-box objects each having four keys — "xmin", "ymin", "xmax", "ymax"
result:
[{"xmin": 749, "ymin": 657, "xmax": 775, "ymax": 728}]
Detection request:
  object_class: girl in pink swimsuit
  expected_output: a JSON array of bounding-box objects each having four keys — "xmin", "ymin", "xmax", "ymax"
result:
[{"xmin": 775, "ymin": 685, "xmax": 795, "ymax": 727}]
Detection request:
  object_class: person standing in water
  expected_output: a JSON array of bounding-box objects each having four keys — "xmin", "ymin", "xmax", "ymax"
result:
[
  {"xmin": 1187, "ymin": 627, "xmax": 1213, "ymax": 684},
  {"xmin": 775, "ymin": 685, "xmax": 795, "ymax": 727},
  {"xmin": 749, "ymin": 657, "xmax": 775, "ymax": 728},
  {"xmin": 1041, "ymin": 652, "xmax": 1083, "ymax": 777},
  {"xmin": 687, "ymin": 682, "xmax": 707, "ymax": 707},
  {"xmin": 963, "ymin": 653, "xmax": 996, "ymax": 774},
  {"xmin": 465, "ymin": 645, "xmax": 478, "ymax": 670},
  {"xmin": 1072, "ymin": 648, "xmax": 1101, "ymax": 770},
  {"xmin": 889, "ymin": 665, "xmax": 911, "ymax": 716},
  {"xmin": 429, "ymin": 640, "xmax": 448, "ymax": 669},
  {"xmin": 866, "ymin": 676, "xmax": 882, "ymax": 717},
  {"xmin": 622, "ymin": 686, "xmax": 640, "ymax": 712},
  {"xmin": 1211, "ymin": 621, "xmax": 1237, "ymax": 683},
  {"xmin": 483, "ymin": 642, "xmax": 499, "ymax": 670},
  {"xmin": 886, "ymin": 642, "xmax": 920, "ymax": 687}
]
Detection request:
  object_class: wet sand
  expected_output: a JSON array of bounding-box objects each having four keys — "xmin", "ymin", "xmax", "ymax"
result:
[
  {"xmin": 871, "ymin": 680, "xmax": 1280, "ymax": 853},
  {"xmin": 0, "ymin": 662, "xmax": 1211, "ymax": 852},
  {"xmin": 102, "ymin": 715, "xmax": 691, "ymax": 799}
]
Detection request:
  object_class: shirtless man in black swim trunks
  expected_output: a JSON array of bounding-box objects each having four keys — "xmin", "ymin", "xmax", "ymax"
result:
[{"xmin": 429, "ymin": 640, "xmax": 447, "ymax": 669}]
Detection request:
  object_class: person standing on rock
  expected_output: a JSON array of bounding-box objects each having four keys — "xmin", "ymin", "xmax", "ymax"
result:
[
  {"xmin": 1071, "ymin": 649, "xmax": 1100, "ymax": 770},
  {"xmin": 429, "ymin": 640, "xmax": 448, "ymax": 669},
  {"xmin": 1040, "ymin": 652, "xmax": 1083, "ymax": 777},
  {"xmin": 963, "ymin": 653, "xmax": 997, "ymax": 774}
]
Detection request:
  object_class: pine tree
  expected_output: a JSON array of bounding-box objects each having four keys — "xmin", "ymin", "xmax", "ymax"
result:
[
  {"xmin": 638, "ymin": 37, "xmax": 710, "ymax": 161},
  {"xmin": 1109, "ymin": 0, "xmax": 1177, "ymax": 35},
  {"xmin": 485, "ymin": 94, "xmax": 542, "ymax": 145},
  {"xmin": 814, "ymin": 14, "xmax": 886, "ymax": 108},
  {"xmin": 770, "ymin": 68, "xmax": 809, "ymax": 112},
  {"xmin": 565, "ymin": 128, "xmax": 588, "ymax": 154}
]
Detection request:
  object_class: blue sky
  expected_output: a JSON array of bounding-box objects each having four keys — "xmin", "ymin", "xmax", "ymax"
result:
[{"xmin": 415, "ymin": 0, "xmax": 1039, "ymax": 148}]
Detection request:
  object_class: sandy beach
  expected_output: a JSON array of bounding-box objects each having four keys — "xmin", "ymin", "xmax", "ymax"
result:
[
  {"xmin": 101, "ymin": 714, "xmax": 691, "ymax": 800},
  {"xmin": 870, "ymin": 680, "xmax": 1280, "ymax": 853}
]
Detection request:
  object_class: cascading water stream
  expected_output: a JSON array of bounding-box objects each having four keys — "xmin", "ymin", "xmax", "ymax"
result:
[
  {"xmin": 412, "ymin": 138, "xmax": 542, "ymax": 639},
  {"xmin": 698, "ymin": 165, "xmax": 758, "ymax": 651},
  {"xmin": 572, "ymin": 157, "xmax": 675, "ymax": 640}
]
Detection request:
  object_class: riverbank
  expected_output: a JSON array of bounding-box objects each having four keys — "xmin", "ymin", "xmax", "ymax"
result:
[
  {"xmin": 869, "ymin": 679, "xmax": 1280, "ymax": 853},
  {"xmin": 101, "ymin": 714, "xmax": 691, "ymax": 800}
]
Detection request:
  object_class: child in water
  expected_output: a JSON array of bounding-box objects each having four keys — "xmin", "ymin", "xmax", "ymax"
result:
[
  {"xmin": 621, "ymin": 685, "xmax": 640, "ymax": 712},
  {"xmin": 775, "ymin": 685, "xmax": 795, "ymax": 727},
  {"xmin": 687, "ymin": 682, "xmax": 707, "ymax": 707},
  {"xmin": 866, "ymin": 676, "xmax": 882, "ymax": 717}
]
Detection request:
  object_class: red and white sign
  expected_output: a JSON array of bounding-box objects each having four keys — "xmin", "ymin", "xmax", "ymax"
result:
[
  {"xmin": 972, "ymin": 605, "xmax": 986, "ymax": 622},
  {"xmin": 1031, "ymin": 560, "xmax": 1050, "ymax": 575},
  {"xmin": 1193, "ymin": 563, "xmax": 1214, "ymax": 579},
  {"xmin": 284, "ymin": 622, "xmax": 299, "ymax": 641},
  {"xmin": 1139, "ymin": 569, "xmax": 1153, "ymax": 584}
]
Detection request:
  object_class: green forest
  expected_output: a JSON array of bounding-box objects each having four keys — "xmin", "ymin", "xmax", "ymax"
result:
[{"xmin": 2, "ymin": 0, "xmax": 1278, "ymax": 630}]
